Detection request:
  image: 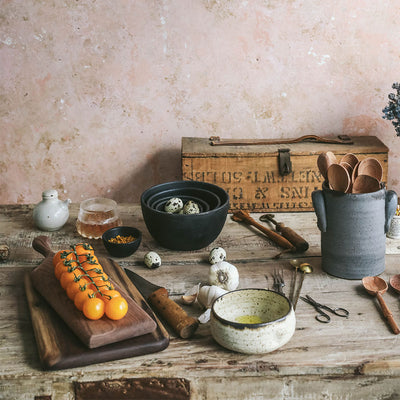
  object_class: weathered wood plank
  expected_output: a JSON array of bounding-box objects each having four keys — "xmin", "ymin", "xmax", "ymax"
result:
[{"xmin": 2, "ymin": 204, "xmax": 400, "ymax": 400}]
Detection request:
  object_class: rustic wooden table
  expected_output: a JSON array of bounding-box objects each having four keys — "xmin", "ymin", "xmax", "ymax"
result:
[{"xmin": 1, "ymin": 204, "xmax": 400, "ymax": 399}]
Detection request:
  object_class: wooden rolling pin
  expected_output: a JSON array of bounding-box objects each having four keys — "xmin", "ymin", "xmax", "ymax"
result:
[
  {"xmin": 232, "ymin": 210, "xmax": 294, "ymax": 250},
  {"xmin": 260, "ymin": 214, "xmax": 309, "ymax": 252}
]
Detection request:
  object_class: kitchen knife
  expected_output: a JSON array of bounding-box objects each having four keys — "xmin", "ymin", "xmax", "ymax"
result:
[{"xmin": 124, "ymin": 268, "xmax": 199, "ymax": 339}]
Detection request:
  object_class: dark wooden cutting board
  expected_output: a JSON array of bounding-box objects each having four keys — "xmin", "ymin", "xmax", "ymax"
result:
[{"xmin": 25, "ymin": 236, "xmax": 169, "ymax": 370}]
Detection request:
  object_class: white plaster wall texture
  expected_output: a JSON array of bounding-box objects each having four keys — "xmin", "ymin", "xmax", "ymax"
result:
[{"xmin": 1, "ymin": 0, "xmax": 400, "ymax": 204}]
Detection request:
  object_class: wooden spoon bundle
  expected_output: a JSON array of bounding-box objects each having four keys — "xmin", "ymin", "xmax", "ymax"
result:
[{"xmin": 317, "ymin": 152, "xmax": 383, "ymax": 194}]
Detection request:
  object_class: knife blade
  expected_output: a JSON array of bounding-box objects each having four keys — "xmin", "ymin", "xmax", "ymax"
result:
[{"xmin": 124, "ymin": 268, "xmax": 199, "ymax": 339}]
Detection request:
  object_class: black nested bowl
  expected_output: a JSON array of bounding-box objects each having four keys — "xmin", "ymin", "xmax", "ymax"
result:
[
  {"xmin": 151, "ymin": 195, "xmax": 210, "ymax": 213},
  {"xmin": 102, "ymin": 226, "xmax": 142, "ymax": 257},
  {"xmin": 140, "ymin": 181, "xmax": 229, "ymax": 251},
  {"xmin": 146, "ymin": 187, "xmax": 221, "ymax": 211}
]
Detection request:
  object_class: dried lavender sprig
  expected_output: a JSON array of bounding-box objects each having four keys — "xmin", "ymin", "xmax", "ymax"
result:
[{"xmin": 382, "ymin": 82, "xmax": 400, "ymax": 136}]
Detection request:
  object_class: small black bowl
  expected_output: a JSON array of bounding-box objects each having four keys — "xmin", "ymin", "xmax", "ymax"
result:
[{"xmin": 102, "ymin": 226, "xmax": 142, "ymax": 258}]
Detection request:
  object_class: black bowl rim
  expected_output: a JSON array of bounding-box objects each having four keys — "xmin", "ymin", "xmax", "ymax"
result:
[
  {"xmin": 151, "ymin": 195, "xmax": 210, "ymax": 213},
  {"xmin": 146, "ymin": 187, "xmax": 221, "ymax": 210},
  {"xmin": 141, "ymin": 180, "xmax": 229, "ymax": 217},
  {"xmin": 102, "ymin": 226, "xmax": 142, "ymax": 246}
]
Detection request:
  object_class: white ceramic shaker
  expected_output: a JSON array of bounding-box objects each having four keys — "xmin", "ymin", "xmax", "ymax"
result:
[{"xmin": 33, "ymin": 189, "xmax": 71, "ymax": 231}]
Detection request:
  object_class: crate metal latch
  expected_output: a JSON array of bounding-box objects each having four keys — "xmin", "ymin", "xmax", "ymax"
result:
[{"xmin": 278, "ymin": 148, "xmax": 292, "ymax": 176}]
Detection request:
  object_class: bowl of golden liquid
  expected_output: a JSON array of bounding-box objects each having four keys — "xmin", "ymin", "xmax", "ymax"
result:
[
  {"xmin": 210, "ymin": 288, "xmax": 295, "ymax": 354},
  {"xmin": 76, "ymin": 198, "xmax": 122, "ymax": 239}
]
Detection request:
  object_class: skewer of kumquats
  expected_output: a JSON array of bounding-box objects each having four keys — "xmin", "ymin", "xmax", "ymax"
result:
[{"xmin": 52, "ymin": 243, "xmax": 128, "ymax": 321}]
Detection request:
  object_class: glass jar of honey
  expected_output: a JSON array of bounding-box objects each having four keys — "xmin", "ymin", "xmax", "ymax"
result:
[{"xmin": 76, "ymin": 197, "xmax": 122, "ymax": 239}]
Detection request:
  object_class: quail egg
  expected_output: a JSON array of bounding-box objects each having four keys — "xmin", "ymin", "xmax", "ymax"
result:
[
  {"xmin": 209, "ymin": 247, "xmax": 227, "ymax": 264},
  {"xmin": 164, "ymin": 197, "xmax": 184, "ymax": 213},
  {"xmin": 144, "ymin": 251, "xmax": 162, "ymax": 269},
  {"xmin": 183, "ymin": 200, "xmax": 200, "ymax": 214}
]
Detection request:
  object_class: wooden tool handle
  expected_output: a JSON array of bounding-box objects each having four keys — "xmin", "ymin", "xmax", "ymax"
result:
[
  {"xmin": 376, "ymin": 293, "xmax": 400, "ymax": 335},
  {"xmin": 276, "ymin": 224, "xmax": 309, "ymax": 252},
  {"xmin": 233, "ymin": 211, "xmax": 293, "ymax": 250},
  {"xmin": 32, "ymin": 236, "xmax": 54, "ymax": 258},
  {"xmin": 148, "ymin": 288, "xmax": 199, "ymax": 339},
  {"xmin": 251, "ymin": 221, "xmax": 293, "ymax": 249}
]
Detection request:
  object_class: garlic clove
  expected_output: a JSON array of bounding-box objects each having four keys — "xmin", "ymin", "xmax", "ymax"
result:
[
  {"xmin": 198, "ymin": 309, "xmax": 211, "ymax": 324},
  {"xmin": 180, "ymin": 283, "xmax": 201, "ymax": 305},
  {"xmin": 181, "ymin": 293, "xmax": 198, "ymax": 305},
  {"xmin": 197, "ymin": 285, "xmax": 227, "ymax": 309}
]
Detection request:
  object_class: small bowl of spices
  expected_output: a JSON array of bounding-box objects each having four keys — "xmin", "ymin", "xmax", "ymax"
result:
[{"xmin": 102, "ymin": 226, "xmax": 142, "ymax": 258}]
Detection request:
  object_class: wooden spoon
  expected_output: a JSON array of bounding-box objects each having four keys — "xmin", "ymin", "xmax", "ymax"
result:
[
  {"xmin": 317, "ymin": 151, "xmax": 337, "ymax": 180},
  {"xmin": 327, "ymin": 163, "xmax": 350, "ymax": 193},
  {"xmin": 362, "ymin": 276, "xmax": 400, "ymax": 334},
  {"xmin": 340, "ymin": 153, "xmax": 359, "ymax": 169},
  {"xmin": 358, "ymin": 158, "xmax": 383, "ymax": 182},
  {"xmin": 352, "ymin": 174, "xmax": 380, "ymax": 194},
  {"xmin": 351, "ymin": 160, "xmax": 361, "ymax": 183},
  {"xmin": 389, "ymin": 274, "xmax": 400, "ymax": 294}
]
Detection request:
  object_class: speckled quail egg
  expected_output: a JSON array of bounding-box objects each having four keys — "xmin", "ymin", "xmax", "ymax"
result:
[
  {"xmin": 209, "ymin": 247, "xmax": 227, "ymax": 264},
  {"xmin": 183, "ymin": 200, "xmax": 200, "ymax": 214},
  {"xmin": 164, "ymin": 197, "xmax": 184, "ymax": 213},
  {"xmin": 144, "ymin": 251, "xmax": 162, "ymax": 269}
]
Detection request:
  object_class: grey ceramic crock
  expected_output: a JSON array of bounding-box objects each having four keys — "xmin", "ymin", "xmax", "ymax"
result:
[{"xmin": 312, "ymin": 183, "xmax": 397, "ymax": 279}]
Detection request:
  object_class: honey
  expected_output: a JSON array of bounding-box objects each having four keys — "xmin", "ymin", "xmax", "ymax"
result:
[{"xmin": 76, "ymin": 198, "xmax": 122, "ymax": 239}]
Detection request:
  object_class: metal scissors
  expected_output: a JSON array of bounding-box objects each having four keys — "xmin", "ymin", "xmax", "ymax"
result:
[{"xmin": 299, "ymin": 295, "xmax": 349, "ymax": 323}]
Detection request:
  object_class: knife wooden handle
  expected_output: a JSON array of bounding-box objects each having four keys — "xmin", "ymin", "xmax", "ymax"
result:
[{"xmin": 148, "ymin": 287, "xmax": 199, "ymax": 339}]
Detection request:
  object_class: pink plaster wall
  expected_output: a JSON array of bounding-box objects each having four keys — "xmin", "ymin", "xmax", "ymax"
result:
[{"xmin": 1, "ymin": 1, "xmax": 400, "ymax": 204}]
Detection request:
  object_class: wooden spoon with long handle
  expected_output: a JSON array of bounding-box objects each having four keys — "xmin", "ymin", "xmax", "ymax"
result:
[{"xmin": 362, "ymin": 276, "xmax": 400, "ymax": 335}]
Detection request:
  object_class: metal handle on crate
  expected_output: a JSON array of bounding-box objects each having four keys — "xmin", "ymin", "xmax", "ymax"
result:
[{"xmin": 209, "ymin": 135, "xmax": 353, "ymax": 146}]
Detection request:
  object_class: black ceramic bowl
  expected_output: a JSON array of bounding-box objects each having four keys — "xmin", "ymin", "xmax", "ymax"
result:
[
  {"xmin": 102, "ymin": 226, "xmax": 142, "ymax": 257},
  {"xmin": 141, "ymin": 180, "xmax": 229, "ymax": 251}
]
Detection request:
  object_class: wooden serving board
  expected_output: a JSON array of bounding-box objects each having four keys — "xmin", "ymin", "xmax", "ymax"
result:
[
  {"xmin": 30, "ymin": 236, "xmax": 157, "ymax": 348},
  {"xmin": 25, "ymin": 236, "xmax": 169, "ymax": 370}
]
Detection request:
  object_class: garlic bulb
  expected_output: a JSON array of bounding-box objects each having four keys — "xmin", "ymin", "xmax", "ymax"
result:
[
  {"xmin": 208, "ymin": 261, "xmax": 239, "ymax": 291},
  {"xmin": 197, "ymin": 285, "xmax": 227, "ymax": 309}
]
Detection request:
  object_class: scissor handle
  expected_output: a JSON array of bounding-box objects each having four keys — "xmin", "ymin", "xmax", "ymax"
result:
[
  {"xmin": 331, "ymin": 307, "xmax": 349, "ymax": 318},
  {"xmin": 315, "ymin": 310, "xmax": 331, "ymax": 323}
]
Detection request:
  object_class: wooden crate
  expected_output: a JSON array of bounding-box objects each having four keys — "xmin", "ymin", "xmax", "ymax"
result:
[{"xmin": 181, "ymin": 136, "xmax": 389, "ymax": 212}]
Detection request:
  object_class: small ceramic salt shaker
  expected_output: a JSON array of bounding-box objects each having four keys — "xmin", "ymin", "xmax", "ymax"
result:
[{"xmin": 33, "ymin": 189, "xmax": 71, "ymax": 231}]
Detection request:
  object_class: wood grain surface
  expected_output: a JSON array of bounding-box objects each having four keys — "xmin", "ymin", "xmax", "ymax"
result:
[
  {"xmin": 29, "ymin": 236, "xmax": 157, "ymax": 348},
  {"xmin": 2, "ymin": 203, "xmax": 400, "ymax": 399},
  {"xmin": 24, "ymin": 237, "xmax": 169, "ymax": 369}
]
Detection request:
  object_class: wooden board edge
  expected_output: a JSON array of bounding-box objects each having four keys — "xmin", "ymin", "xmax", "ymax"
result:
[{"xmin": 24, "ymin": 272, "xmax": 63, "ymax": 368}]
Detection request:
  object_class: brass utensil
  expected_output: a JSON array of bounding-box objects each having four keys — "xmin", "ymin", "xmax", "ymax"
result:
[
  {"xmin": 292, "ymin": 262, "xmax": 313, "ymax": 310},
  {"xmin": 289, "ymin": 259, "xmax": 301, "ymax": 302},
  {"xmin": 362, "ymin": 276, "xmax": 400, "ymax": 335}
]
